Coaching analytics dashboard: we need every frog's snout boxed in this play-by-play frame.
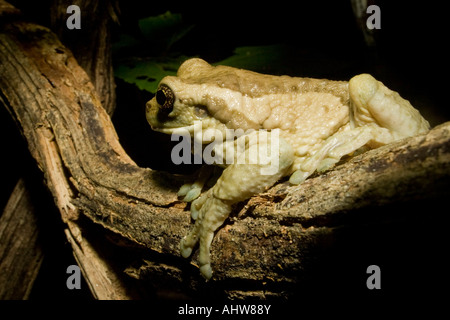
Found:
[145,98,158,128]
[145,100,152,113]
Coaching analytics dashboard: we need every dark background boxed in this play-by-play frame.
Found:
[1,0,448,308]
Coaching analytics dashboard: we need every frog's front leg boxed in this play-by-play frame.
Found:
[180,132,294,279]
[289,74,430,185]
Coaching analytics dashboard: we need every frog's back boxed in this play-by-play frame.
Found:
[178,58,349,100]
[177,58,351,134]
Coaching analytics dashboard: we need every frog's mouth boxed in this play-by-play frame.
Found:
[147,112,197,135]
[145,96,192,132]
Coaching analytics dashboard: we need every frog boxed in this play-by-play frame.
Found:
[145,58,430,280]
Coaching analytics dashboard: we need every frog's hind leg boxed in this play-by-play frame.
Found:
[289,73,430,185]
[349,73,430,139]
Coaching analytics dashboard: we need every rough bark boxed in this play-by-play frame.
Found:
[1,1,449,299]
[0,179,44,300]
[49,0,118,115]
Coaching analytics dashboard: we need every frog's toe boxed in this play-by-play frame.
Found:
[178,183,203,202]
[199,264,213,280]
[190,195,206,220]
[289,169,310,185]
[317,158,338,172]
[177,184,192,197]
[180,238,193,258]
[184,187,202,202]
[190,205,200,220]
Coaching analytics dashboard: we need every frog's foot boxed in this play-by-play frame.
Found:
[180,196,204,257]
[289,169,311,185]
[289,157,340,184]
[180,192,232,280]
[177,166,213,203]
[317,157,340,173]
[316,146,369,173]
[295,124,395,183]
[189,190,209,220]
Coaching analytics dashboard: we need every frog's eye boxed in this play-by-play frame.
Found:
[156,84,175,113]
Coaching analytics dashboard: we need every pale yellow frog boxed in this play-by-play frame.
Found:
[146,58,429,280]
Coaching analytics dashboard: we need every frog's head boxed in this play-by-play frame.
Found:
[146,58,228,136]
[146,58,263,137]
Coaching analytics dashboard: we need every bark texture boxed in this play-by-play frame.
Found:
[0,179,43,299]
[49,0,118,115]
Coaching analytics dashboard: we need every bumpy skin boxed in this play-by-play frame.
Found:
[146,58,430,279]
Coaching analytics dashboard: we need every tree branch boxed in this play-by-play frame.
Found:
[1,1,449,299]
[49,0,118,115]
[0,178,43,299]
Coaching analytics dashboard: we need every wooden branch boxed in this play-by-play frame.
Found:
[0,178,44,299]
[49,0,118,115]
[1,1,449,299]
